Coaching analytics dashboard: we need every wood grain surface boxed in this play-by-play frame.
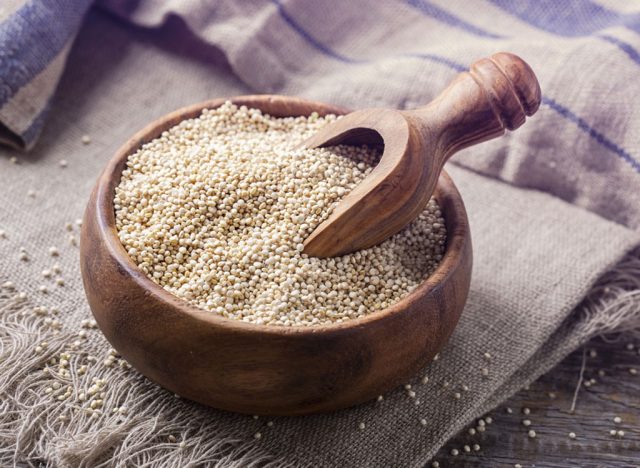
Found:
[80,95,473,416]
[302,52,541,258]
[431,334,640,467]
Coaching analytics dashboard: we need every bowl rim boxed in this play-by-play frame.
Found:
[92,94,470,337]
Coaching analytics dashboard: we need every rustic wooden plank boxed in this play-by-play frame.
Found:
[431,334,640,467]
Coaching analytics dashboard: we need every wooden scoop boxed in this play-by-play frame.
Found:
[303,52,541,257]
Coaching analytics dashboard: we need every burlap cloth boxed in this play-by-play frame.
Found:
[1,3,640,467]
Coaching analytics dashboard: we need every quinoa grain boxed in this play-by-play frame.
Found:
[115,103,446,327]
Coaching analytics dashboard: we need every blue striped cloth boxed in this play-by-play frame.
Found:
[2,0,639,229]
[100,0,640,230]
[0,0,92,149]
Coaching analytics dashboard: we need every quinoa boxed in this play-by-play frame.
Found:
[114,102,446,326]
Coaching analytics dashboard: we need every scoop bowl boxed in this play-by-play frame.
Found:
[80,95,472,416]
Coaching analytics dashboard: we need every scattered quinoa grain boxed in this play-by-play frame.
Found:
[450,448,459,456]
[59,159,68,168]
[568,432,576,439]
[527,430,536,438]
[613,416,622,424]
[522,407,531,415]
[522,419,531,427]
[473,444,480,451]
[82,134,91,145]
[358,422,365,430]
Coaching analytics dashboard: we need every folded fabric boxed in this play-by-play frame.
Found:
[0,0,93,149]
[100,0,640,232]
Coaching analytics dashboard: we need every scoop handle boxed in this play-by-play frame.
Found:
[405,52,541,163]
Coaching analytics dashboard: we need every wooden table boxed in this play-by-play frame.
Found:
[432,334,640,467]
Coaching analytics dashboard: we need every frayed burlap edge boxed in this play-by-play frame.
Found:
[0,292,294,468]
[1,249,638,468]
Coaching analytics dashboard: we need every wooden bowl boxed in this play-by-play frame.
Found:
[80,95,472,416]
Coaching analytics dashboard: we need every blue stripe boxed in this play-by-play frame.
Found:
[0,0,92,107]
[488,0,640,36]
[404,0,504,39]
[598,34,640,66]
[272,0,461,71]
[488,0,640,68]
[272,0,363,64]
[541,97,640,173]
[271,0,640,174]
[404,53,465,72]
